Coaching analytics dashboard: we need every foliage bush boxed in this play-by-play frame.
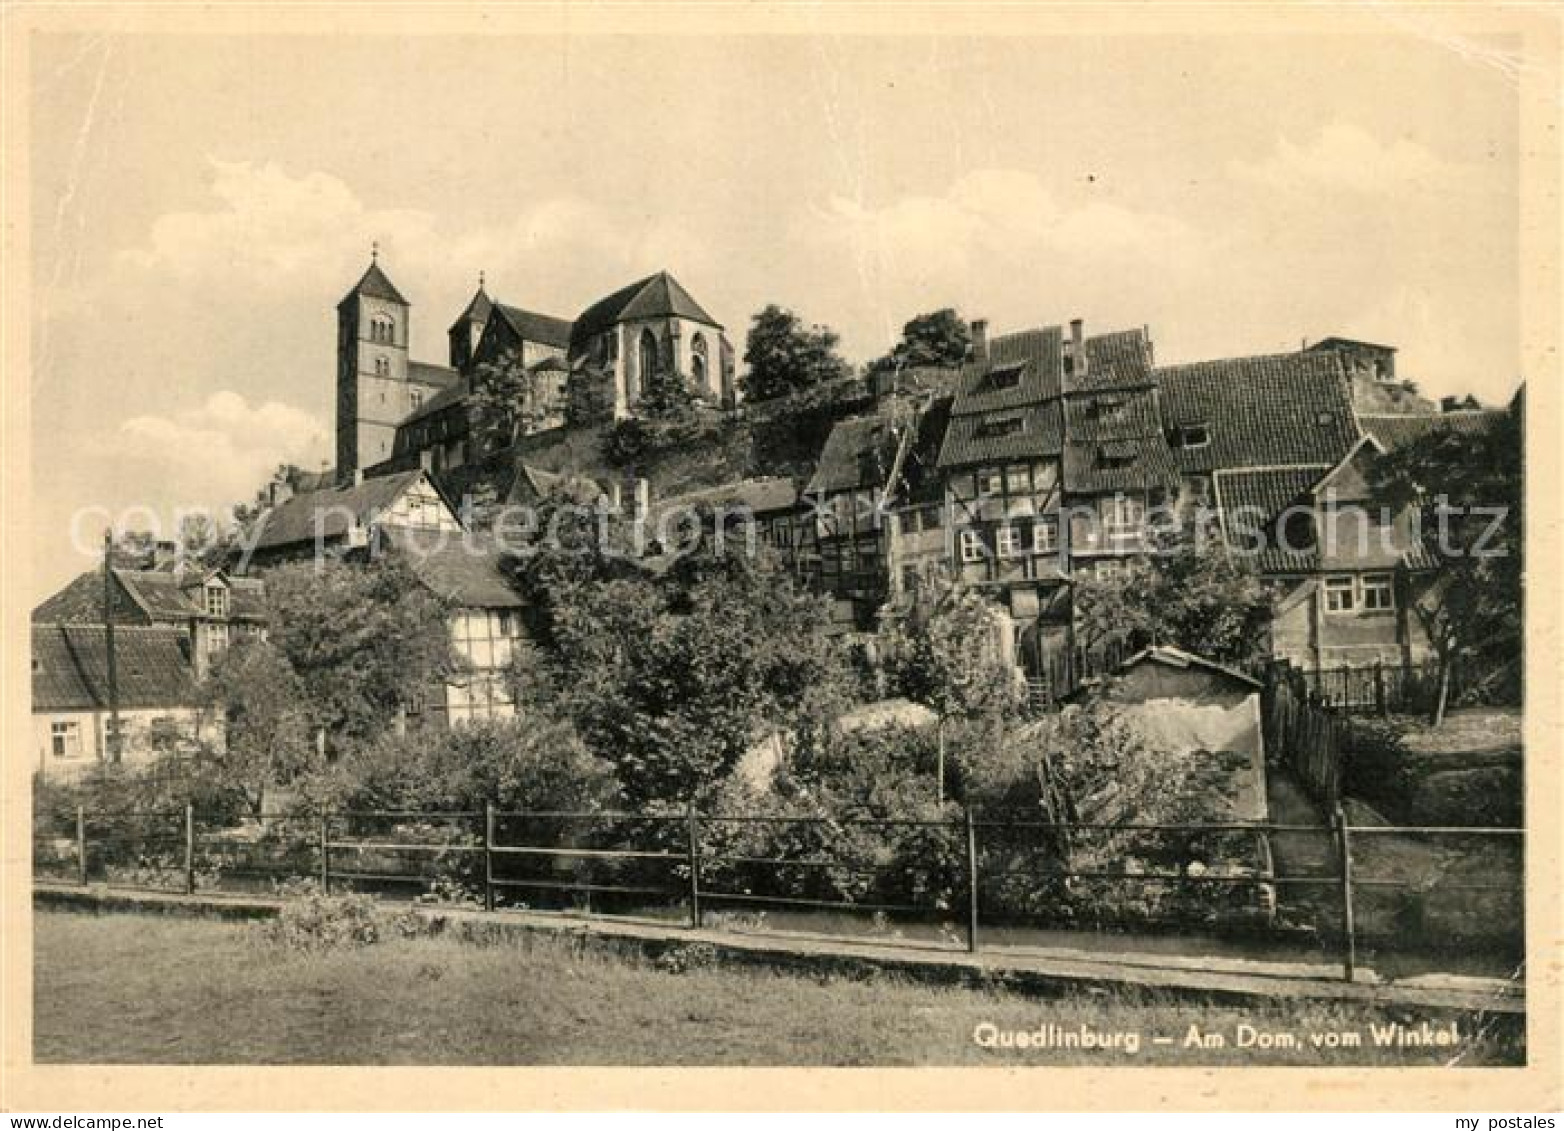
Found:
[257,891,430,952]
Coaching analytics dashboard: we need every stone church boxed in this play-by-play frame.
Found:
[335,253,736,481]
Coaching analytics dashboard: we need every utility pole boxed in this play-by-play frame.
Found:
[102,530,121,764]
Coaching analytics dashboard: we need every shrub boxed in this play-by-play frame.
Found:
[258,892,430,952]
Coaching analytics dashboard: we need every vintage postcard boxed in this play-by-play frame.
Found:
[1,1,1559,1114]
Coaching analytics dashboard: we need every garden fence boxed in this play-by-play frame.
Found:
[32,800,1523,984]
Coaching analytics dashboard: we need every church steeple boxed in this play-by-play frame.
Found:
[448,272,493,372]
[335,250,412,482]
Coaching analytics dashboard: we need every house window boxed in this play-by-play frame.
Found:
[1324,575,1356,614]
[1033,517,1058,554]
[977,415,1025,439]
[1361,573,1395,613]
[978,469,1003,496]
[1175,424,1210,449]
[205,585,228,618]
[959,529,986,563]
[1102,495,1145,541]
[99,718,123,759]
[997,525,1023,559]
[410,388,424,410]
[50,721,82,759]
[204,623,230,657]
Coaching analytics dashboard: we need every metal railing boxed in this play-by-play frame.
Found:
[31,801,1523,984]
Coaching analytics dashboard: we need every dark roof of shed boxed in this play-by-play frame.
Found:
[339,261,408,308]
[1118,645,1262,690]
[386,528,525,610]
[494,303,574,350]
[1153,351,1360,473]
[653,477,800,523]
[569,272,720,353]
[32,624,200,712]
[253,469,429,551]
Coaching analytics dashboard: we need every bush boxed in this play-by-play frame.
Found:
[258,892,429,952]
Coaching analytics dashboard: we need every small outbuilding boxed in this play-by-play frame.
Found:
[1106,646,1268,821]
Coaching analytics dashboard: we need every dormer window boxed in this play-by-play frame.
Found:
[976,414,1025,439]
[1088,395,1126,420]
[1098,440,1137,467]
[987,363,1024,391]
[205,584,228,618]
[1173,423,1210,449]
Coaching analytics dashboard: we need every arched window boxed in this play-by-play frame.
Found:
[638,328,659,388]
[374,356,390,377]
[371,314,394,343]
[690,332,709,389]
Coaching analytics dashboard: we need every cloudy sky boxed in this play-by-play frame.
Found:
[29,31,1520,600]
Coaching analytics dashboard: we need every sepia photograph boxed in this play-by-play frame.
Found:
[2,1,1559,1115]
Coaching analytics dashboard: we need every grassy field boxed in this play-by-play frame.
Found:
[33,909,1523,1066]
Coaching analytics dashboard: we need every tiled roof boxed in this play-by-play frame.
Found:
[1072,328,1155,392]
[807,414,902,495]
[400,379,469,427]
[652,477,800,526]
[948,328,1063,416]
[1063,437,1179,494]
[1360,411,1502,452]
[408,361,460,389]
[570,272,720,353]
[494,304,574,350]
[448,284,493,332]
[339,261,408,308]
[33,571,150,626]
[252,469,428,551]
[937,401,1065,469]
[1212,465,1329,574]
[385,528,525,610]
[1153,351,1360,473]
[32,624,200,712]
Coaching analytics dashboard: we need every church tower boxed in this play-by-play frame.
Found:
[335,249,411,481]
[448,274,492,373]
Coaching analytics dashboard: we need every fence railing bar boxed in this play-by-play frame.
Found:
[325,841,483,854]
[491,810,686,822]
[489,877,681,899]
[1345,826,1523,837]
[488,845,682,861]
[698,890,939,917]
[695,853,894,872]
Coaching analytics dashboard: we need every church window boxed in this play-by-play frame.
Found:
[375,356,390,377]
[638,329,659,383]
[691,332,709,388]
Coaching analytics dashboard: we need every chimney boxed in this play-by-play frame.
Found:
[1440,395,1462,414]
[970,319,989,364]
[1070,319,1087,376]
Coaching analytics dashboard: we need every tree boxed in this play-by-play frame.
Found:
[1370,397,1523,723]
[515,539,854,805]
[201,637,317,815]
[1072,537,1272,671]
[740,304,851,403]
[867,308,971,378]
[467,348,549,453]
[881,580,1023,802]
[262,555,456,747]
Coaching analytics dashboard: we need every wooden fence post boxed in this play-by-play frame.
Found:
[965,805,980,954]
[1334,804,1356,983]
[483,801,495,913]
[76,805,87,886]
[184,802,196,896]
[687,804,702,930]
[1374,661,1387,718]
[319,813,331,895]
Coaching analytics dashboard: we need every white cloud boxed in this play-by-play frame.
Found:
[786,169,1203,356]
[1229,123,1470,196]
[114,390,329,512]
